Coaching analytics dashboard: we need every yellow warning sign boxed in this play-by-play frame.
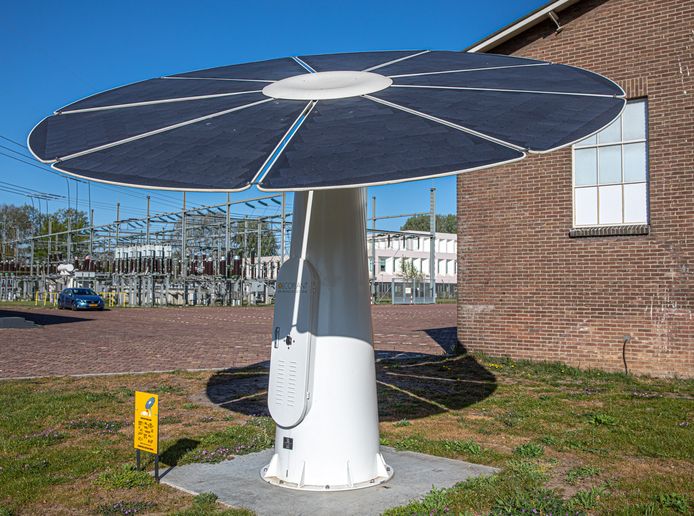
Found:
[134,391,158,453]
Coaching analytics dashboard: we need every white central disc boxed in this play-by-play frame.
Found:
[262,71,392,100]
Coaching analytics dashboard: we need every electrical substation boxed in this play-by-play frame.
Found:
[0,189,453,307]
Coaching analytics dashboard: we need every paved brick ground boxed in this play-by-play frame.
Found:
[0,304,456,379]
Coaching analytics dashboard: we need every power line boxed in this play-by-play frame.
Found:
[0,135,27,150]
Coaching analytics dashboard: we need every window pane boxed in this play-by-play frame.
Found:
[624,183,648,223]
[575,187,598,226]
[575,148,597,185]
[623,100,646,141]
[623,142,647,182]
[599,145,621,184]
[575,133,597,147]
[599,185,623,224]
[598,118,621,144]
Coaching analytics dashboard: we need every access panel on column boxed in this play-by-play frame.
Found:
[268,257,319,428]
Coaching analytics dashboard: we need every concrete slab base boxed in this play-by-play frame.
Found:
[161,447,497,515]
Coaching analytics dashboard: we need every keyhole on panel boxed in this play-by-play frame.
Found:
[285,335,293,347]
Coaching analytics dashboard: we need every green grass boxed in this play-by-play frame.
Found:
[379,353,693,515]
[173,419,274,465]
[173,492,253,516]
[0,354,692,514]
[95,464,155,489]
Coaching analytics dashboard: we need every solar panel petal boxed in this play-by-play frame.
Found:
[374,51,544,76]
[372,87,625,152]
[59,78,269,112]
[30,93,266,162]
[169,57,306,81]
[54,100,308,191]
[393,63,624,96]
[257,97,524,190]
[298,51,422,72]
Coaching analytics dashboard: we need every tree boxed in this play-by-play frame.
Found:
[0,205,89,260]
[0,204,40,258]
[233,219,278,257]
[399,258,423,281]
[401,214,456,233]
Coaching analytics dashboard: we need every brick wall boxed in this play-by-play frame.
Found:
[457,0,693,377]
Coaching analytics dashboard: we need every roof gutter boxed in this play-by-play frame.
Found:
[465,0,580,53]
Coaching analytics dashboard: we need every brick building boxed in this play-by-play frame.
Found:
[457,0,693,377]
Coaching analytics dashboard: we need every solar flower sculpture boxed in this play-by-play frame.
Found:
[29,50,624,490]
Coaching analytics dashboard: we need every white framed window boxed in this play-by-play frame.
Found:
[573,99,648,227]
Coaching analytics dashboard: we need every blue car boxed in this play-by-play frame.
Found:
[58,288,105,311]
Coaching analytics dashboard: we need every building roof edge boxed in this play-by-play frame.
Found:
[464,0,581,53]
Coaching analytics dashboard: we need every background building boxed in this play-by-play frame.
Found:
[369,231,458,301]
[457,0,693,377]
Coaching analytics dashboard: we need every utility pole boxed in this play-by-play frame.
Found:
[371,195,377,302]
[1,213,6,260]
[256,220,262,279]
[280,192,286,266]
[30,238,34,276]
[66,215,72,263]
[115,203,120,273]
[225,193,230,278]
[182,192,187,305]
[47,218,52,270]
[243,216,248,278]
[146,195,151,246]
[146,196,151,273]
[429,187,436,303]
[89,209,94,258]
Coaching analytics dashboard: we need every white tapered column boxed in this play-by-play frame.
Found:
[261,187,392,491]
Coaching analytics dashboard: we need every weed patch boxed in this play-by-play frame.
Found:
[66,418,123,433]
[585,413,618,426]
[655,493,690,514]
[566,465,600,484]
[97,500,156,515]
[95,465,154,489]
[176,419,273,465]
[513,442,544,458]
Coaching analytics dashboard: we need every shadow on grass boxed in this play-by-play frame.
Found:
[161,437,200,466]
[206,346,496,422]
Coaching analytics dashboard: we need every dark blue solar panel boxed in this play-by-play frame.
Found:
[373,88,625,151]
[60,78,268,112]
[29,50,627,192]
[55,100,307,190]
[259,98,523,190]
[374,51,543,76]
[30,93,266,162]
[298,51,420,72]
[394,63,624,96]
[170,57,305,81]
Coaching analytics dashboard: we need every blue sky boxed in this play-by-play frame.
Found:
[2,0,544,230]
